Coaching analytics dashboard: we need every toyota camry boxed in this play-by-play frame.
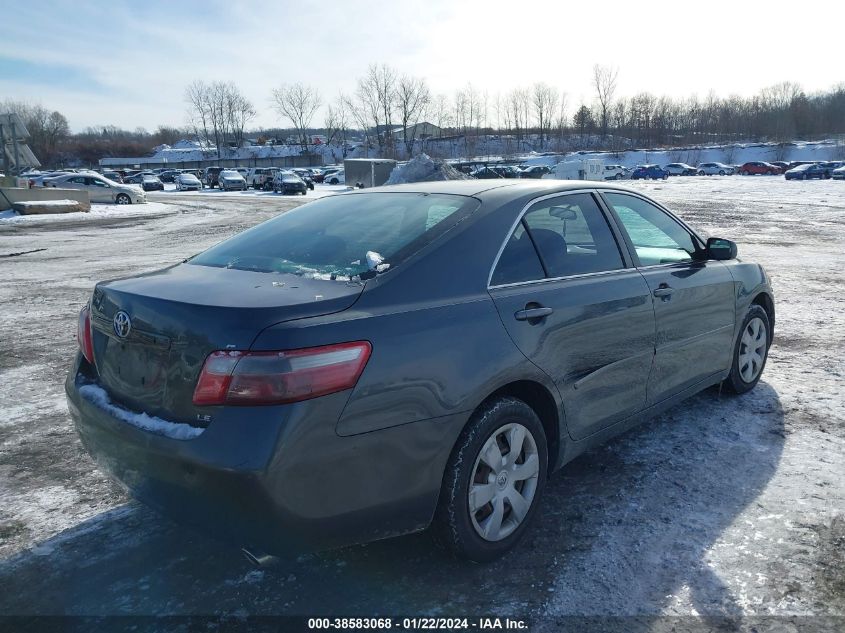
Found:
[66,180,774,562]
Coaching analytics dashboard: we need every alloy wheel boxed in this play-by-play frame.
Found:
[738,317,767,383]
[469,423,540,542]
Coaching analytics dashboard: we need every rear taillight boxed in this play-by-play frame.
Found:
[77,305,95,365]
[192,342,372,406]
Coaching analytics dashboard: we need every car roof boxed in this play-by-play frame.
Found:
[356,179,637,198]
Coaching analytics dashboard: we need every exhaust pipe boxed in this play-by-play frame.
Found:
[241,546,279,568]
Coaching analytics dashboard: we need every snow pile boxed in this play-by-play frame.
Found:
[385,153,470,185]
[15,199,79,207]
[78,384,204,440]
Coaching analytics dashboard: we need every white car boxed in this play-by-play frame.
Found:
[664,163,698,176]
[175,173,203,191]
[45,173,146,204]
[246,167,278,190]
[324,169,345,185]
[832,165,845,180]
[602,165,629,180]
[697,162,735,176]
[217,170,247,191]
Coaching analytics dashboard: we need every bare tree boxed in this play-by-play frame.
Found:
[532,82,559,145]
[272,83,322,155]
[592,64,619,139]
[395,75,431,157]
[324,95,350,162]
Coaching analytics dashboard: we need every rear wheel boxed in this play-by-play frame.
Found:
[615,173,623,180]
[433,397,547,562]
[724,305,771,394]
[719,170,725,176]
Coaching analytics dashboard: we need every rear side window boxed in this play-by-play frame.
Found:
[522,193,624,277]
[491,223,546,286]
[189,192,478,280]
[492,193,624,285]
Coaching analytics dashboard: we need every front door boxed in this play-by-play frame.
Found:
[602,192,736,405]
[489,191,655,441]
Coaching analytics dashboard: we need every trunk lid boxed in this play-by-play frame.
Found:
[88,263,363,424]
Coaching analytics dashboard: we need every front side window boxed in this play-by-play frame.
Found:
[604,193,699,266]
[189,192,478,279]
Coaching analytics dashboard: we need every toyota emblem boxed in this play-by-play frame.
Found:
[113,311,132,338]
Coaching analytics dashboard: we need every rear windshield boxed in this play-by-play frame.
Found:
[189,192,479,279]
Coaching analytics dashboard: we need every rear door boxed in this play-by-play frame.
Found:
[601,191,736,405]
[489,191,655,441]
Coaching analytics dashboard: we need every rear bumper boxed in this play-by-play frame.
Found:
[65,360,465,554]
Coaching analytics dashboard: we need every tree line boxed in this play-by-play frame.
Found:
[3,66,845,168]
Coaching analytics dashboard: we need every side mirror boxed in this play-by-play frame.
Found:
[706,237,737,260]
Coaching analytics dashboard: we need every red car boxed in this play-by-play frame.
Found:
[738,161,781,176]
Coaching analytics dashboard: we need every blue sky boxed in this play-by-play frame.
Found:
[2,0,843,132]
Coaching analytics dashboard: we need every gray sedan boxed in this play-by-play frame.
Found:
[46,173,146,204]
[66,181,773,561]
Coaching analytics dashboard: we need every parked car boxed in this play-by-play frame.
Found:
[832,165,845,180]
[770,161,792,173]
[291,169,316,189]
[631,165,669,180]
[738,161,781,175]
[204,166,224,188]
[158,170,181,183]
[697,162,734,176]
[175,173,203,191]
[123,172,157,185]
[602,165,629,180]
[469,167,504,179]
[310,169,326,183]
[246,168,277,190]
[518,165,552,179]
[67,181,773,562]
[46,173,146,204]
[135,175,164,192]
[820,161,845,176]
[663,163,698,176]
[324,169,345,185]
[215,170,246,191]
[272,170,308,195]
[101,170,124,183]
[784,163,829,180]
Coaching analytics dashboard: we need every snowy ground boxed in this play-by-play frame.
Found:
[0,177,843,628]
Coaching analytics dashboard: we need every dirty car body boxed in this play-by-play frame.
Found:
[66,181,774,558]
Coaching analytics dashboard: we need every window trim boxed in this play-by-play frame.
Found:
[487,189,632,289]
[597,189,706,270]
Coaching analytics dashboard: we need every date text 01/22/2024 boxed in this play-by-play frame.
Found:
[306,617,529,630]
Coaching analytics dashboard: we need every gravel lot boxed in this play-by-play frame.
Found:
[0,178,843,628]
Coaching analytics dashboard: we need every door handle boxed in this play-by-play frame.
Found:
[515,306,553,321]
[652,285,674,298]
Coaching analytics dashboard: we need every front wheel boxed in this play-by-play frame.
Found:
[662,173,668,180]
[433,397,547,562]
[724,305,771,394]
[115,193,131,205]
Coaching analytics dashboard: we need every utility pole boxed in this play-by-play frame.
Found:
[0,123,7,176]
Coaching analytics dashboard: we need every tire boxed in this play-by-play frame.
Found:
[719,170,725,176]
[433,397,548,562]
[662,173,668,180]
[724,305,771,395]
[741,170,749,176]
[615,173,623,180]
[115,193,131,205]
